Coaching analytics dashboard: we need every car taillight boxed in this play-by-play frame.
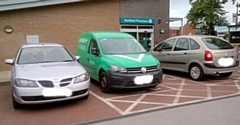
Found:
[205,50,213,61]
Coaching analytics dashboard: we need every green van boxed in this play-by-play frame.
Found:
[76,32,162,93]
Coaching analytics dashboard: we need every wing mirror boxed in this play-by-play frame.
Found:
[5,59,14,65]
[75,56,80,61]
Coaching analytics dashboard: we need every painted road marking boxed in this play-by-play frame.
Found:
[173,79,185,104]
[89,72,240,116]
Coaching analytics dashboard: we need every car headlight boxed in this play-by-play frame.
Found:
[15,79,38,87]
[73,73,89,83]
[157,63,161,70]
[110,65,127,73]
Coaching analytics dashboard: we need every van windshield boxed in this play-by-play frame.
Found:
[99,38,146,54]
[202,37,234,50]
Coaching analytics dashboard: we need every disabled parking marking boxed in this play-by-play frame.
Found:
[173,79,185,104]
[90,71,240,116]
[234,81,240,91]
[207,85,212,99]
[89,91,125,115]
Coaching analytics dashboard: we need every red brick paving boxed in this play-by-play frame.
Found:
[1,68,240,124]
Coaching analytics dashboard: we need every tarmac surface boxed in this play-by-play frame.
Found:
[0,69,240,125]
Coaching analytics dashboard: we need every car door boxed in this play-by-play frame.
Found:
[86,39,101,79]
[169,38,190,72]
[151,38,176,69]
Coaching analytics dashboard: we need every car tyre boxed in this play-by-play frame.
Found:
[100,72,111,93]
[12,94,23,109]
[189,64,204,81]
[219,72,232,77]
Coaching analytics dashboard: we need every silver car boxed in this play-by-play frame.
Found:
[150,35,239,81]
[5,43,90,109]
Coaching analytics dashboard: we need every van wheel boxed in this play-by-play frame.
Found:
[219,72,232,77]
[189,64,204,81]
[100,72,111,93]
[12,94,23,109]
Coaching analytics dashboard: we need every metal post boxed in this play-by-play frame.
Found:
[181,18,183,35]
[236,2,239,25]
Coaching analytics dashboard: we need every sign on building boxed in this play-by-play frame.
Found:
[26,35,39,43]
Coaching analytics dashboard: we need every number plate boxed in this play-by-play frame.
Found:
[134,75,153,85]
[218,57,234,67]
[42,88,72,97]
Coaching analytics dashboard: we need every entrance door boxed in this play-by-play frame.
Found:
[139,32,151,51]
[120,25,154,51]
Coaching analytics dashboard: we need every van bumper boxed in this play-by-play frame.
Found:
[106,69,163,89]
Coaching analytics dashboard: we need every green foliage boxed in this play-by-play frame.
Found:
[187,0,230,35]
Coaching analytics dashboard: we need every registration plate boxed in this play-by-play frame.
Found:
[218,57,234,67]
[42,88,72,97]
[134,75,153,85]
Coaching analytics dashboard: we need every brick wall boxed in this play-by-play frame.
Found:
[119,0,170,45]
[183,23,196,35]
[169,29,180,37]
[0,0,120,71]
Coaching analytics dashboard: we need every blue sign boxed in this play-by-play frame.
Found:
[120,18,155,25]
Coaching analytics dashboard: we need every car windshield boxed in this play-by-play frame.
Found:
[99,38,146,54]
[202,37,234,50]
[17,46,74,64]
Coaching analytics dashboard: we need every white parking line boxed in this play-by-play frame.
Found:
[234,81,240,92]
[89,91,125,115]
[123,94,146,115]
[207,85,212,99]
[173,79,185,104]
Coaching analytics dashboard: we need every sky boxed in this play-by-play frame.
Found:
[170,0,240,27]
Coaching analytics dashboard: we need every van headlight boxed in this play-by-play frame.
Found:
[157,63,161,70]
[15,79,38,87]
[110,65,127,73]
[73,73,89,83]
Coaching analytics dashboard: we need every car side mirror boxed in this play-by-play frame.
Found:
[91,47,99,56]
[5,59,14,65]
[75,56,80,61]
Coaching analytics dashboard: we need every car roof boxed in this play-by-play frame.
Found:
[21,42,63,48]
[84,31,134,39]
[170,35,218,39]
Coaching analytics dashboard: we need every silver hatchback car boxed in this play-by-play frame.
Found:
[150,35,239,81]
[5,43,90,109]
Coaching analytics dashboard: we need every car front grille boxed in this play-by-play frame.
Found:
[38,81,54,88]
[60,78,72,87]
[21,89,88,101]
[126,66,158,73]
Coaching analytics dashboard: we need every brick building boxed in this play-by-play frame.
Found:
[169,27,180,37]
[0,0,169,71]
[182,23,196,35]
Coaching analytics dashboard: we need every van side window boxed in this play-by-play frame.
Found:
[88,39,99,56]
[190,39,200,50]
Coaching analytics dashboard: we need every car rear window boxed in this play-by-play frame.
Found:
[202,37,234,50]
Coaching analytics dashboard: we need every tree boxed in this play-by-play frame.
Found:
[218,16,230,26]
[186,0,229,35]
[189,0,235,4]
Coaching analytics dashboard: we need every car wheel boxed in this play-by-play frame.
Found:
[100,72,111,93]
[12,94,23,109]
[219,72,232,77]
[189,64,204,81]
